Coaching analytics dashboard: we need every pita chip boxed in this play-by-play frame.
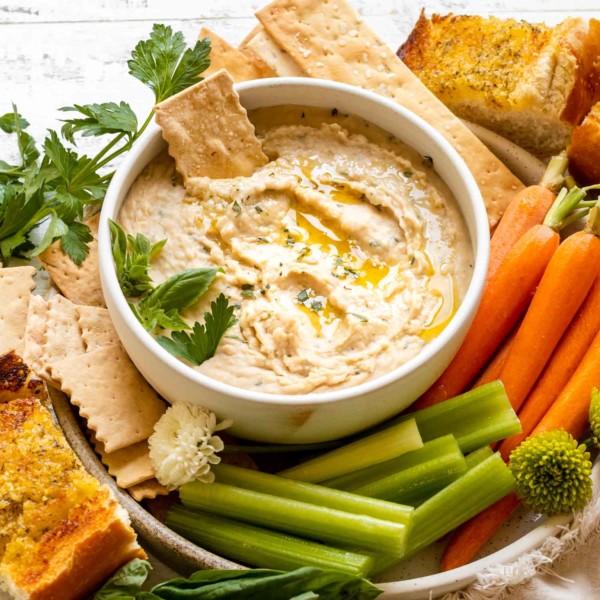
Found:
[39,213,105,308]
[154,69,268,180]
[0,266,36,356]
[256,0,524,226]
[200,26,276,82]
[77,305,119,352]
[49,343,166,452]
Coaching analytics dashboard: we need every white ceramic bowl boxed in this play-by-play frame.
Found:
[99,78,489,443]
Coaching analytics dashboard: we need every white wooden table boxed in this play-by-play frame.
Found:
[1,0,600,593]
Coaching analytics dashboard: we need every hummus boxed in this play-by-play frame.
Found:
[120,106,473,395]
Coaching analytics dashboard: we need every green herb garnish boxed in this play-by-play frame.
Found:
[0,25,211,266]
[157,293,236,365]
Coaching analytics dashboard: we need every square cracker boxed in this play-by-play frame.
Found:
[48,343,166,452]
[128,479,169,502]
[255,0,524,227]
[39,213,106,308]
[23,294,49,375]
[154,69,268,180]
[200,27,276,82]
[39,294,86,381]
[90,432,155,489]
[77,305,118,352]
[0,266,36,356]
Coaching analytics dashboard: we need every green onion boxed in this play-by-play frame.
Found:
[179,481,407,555]
[324,435,467,506]
[406,452,515,557]
[213,463,413,527]
[390,381,521,453]
[464,445,494,470]
[278,418,422,483]
[167,505,375,577]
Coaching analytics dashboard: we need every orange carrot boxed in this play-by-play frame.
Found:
[488,186,556,279]
[498,274,600,461]
[471,323,519,389]
[441,277,600,571]
[440,493,520,572]
[497,229,600,414]
[414,225,559,409]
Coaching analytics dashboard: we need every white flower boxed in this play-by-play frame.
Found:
[148,402,232,490]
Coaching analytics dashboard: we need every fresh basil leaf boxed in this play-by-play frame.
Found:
[149,567,383,599]
[128,24,211,103]
[93,558,151,600]
[144,268,218,313]
[60,220,93,265]
[156,293,236,365]
[60,101,138,144]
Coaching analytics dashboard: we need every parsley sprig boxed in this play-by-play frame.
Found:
[110,220,235,365]
[0,25,211,266]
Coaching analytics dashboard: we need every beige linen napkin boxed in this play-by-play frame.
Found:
[444,466,600,600]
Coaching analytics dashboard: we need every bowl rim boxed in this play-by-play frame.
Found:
[98,76,489,407]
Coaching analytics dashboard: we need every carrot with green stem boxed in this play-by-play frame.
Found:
[487,152,567,279]
[441,230,600,571]
[415,185,589,409]
[497,203,600,414]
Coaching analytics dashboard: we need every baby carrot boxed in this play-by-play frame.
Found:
[487,153,566,279]
[414,225,559,408]
[471,323,518,389]
[498,275,600,460]
[497,229,600,413]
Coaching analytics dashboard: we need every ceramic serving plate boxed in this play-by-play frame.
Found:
[51,126,568,600]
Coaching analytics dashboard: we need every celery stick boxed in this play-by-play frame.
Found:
[342,436,468,505]
[278,418,422,483]
[213,463,413,527]
[167,505,374,577]
[180,481,407,555]
[406,452,515,557]
[392,381,521,453]
[464,445,494,470]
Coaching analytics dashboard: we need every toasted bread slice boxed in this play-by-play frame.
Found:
[569,101,600,184]
[398,13,594,155]
[0,390,145,600]
[0,351,45,404]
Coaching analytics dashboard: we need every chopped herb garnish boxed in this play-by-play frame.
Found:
[331,108,338,116]
[255,205,264,213]
[403,171,413,178]
[256,237,269,243]
[241,290,256,299]
[297,246,311,259]
[349,312,369,322]
[422,155,434,168]
[241,283,254,291]
[232,201,242,214]
[310,300,323,312]
[286,235,295,247]
[297,289,310,303]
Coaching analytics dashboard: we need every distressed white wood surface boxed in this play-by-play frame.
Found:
[1,0,600,591]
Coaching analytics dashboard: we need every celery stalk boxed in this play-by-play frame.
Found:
[464,445,494,470]
[167,505,375,576]
[213,463,413,527]
[406,452,515,557]
[278,418,422,483]
[332,435,468,505]
[180,481,407,555]
[392,381,521,453]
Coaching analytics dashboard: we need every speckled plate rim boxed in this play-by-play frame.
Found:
[51,128,558,599]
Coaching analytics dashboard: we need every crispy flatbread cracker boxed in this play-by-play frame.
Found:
[48,343,166,453]
[90,432,155,489]
[128,479,169,502]
[201,26,276,81]
[23,294,49,375]
[77,305,118,352]
[39,213,105,308]
[0,266,36,356]
[154,69,269,180]
[256,0,525,227]
[242,25,304,76]
[40,295,86,381]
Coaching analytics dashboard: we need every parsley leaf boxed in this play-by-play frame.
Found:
[0,109,29,133]
[60,221,93,265]
[109,219,166,297]
[128,24,211,103]
[157,294,236,365]
[59,102,138,145]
